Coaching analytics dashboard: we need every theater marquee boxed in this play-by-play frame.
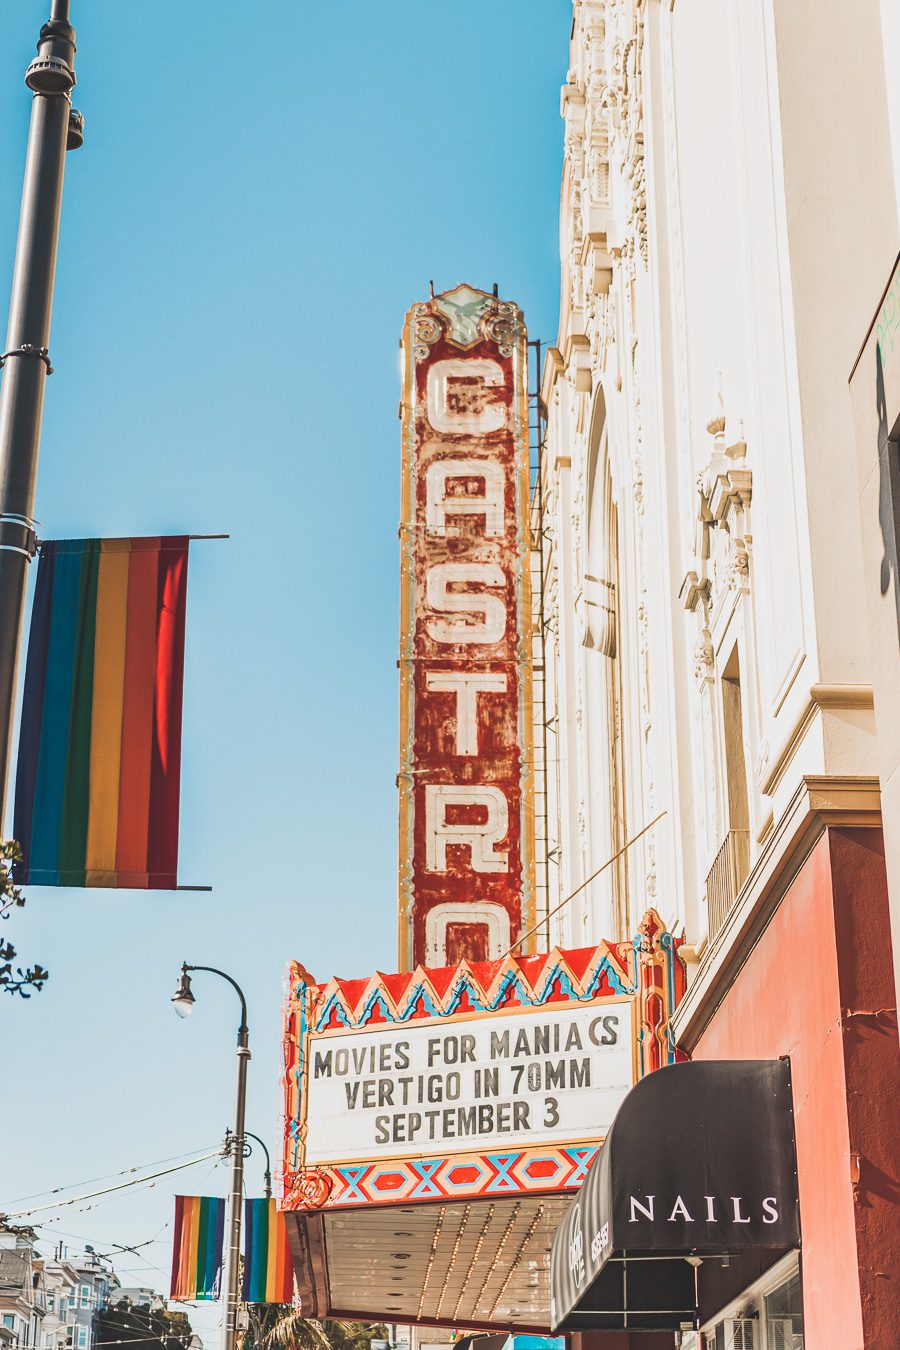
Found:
[398,284,535,970]
[280,912,686,1332]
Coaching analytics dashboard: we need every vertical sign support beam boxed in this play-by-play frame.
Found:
[398,286,535,969]
[0,1,81,827]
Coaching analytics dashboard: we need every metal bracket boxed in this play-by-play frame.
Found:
[0,514,38,560]
[0,344,53,374]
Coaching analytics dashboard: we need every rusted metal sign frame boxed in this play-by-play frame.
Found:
[398,284,536,971]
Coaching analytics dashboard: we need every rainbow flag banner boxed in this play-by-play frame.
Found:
[14,537,190,888]
[170,1195,225,1301]
[242,1198,293,1304]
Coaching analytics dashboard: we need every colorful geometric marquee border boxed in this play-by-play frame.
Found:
[282,1144,600,1211]
[280,911,686,1207]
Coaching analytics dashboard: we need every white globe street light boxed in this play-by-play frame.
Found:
[171,962,249,1350]
[171,964,196,1017]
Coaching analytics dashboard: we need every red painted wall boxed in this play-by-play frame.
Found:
[573,1331,671,1350]
[828,829,900,1348]
[691,828,898,1350]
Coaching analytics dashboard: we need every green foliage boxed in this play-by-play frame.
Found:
[242,1305,389,1350]
[98,1302,194,1350]
[0,840,48,998]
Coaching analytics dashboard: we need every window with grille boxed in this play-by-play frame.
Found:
[705,1260,803,1349]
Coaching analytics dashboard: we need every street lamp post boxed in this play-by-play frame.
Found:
[240,1131,272,1199]
[172,964,249,1350]
[0,0,83,825]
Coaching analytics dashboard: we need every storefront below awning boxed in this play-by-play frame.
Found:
[457,1335,564,1350]
[549,1060,800,1333]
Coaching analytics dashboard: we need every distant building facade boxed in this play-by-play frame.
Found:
[0,1229,45,1350]
[65,1250,117,1350]
[535,1,899,1346]
[0,1233,119,1350]
[35,1258,77,1350]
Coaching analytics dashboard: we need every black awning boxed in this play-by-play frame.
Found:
[549,1059,800,1333]
[453,1338,510,1350]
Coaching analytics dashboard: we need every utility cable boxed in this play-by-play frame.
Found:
[3,1151,223,1220]
[92,1334,194,1349]
[3,1148,221,1207]
[504,809,668,955]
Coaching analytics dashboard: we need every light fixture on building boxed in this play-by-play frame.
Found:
[171,965,195,1018]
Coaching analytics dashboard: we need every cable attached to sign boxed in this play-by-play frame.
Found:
[505,809,668,957]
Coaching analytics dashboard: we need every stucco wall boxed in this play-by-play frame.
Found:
[691,829,898,1348]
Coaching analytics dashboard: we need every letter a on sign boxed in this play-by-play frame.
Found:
[398,286,535,969]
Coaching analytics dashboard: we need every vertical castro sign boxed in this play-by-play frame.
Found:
[399,285,535,970]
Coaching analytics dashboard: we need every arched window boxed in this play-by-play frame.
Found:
[582,389,629,940]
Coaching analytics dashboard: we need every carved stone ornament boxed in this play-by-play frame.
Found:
[685,388,754,625]
[693,625,715,683]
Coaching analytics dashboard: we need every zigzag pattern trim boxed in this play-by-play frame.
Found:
[288,941,635,1034]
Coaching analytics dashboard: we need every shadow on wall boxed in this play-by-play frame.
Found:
[876,343,900,648]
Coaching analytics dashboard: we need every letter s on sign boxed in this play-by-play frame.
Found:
[426,359,506,435]
[589,1015,619,1047]
[426,563,506,645]
[762,1197,779,1224]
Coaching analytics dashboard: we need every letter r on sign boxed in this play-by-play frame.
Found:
[425,785,509,873]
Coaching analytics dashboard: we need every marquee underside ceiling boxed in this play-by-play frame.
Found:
[291,1194,570,1332]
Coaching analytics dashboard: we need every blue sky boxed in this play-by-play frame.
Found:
[0,0,567,1336]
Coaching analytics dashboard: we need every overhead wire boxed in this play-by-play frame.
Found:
[2,1148,222,1207]
[504,809,669,955]
[4,1152,224,1220]
[34,1159,225,1306]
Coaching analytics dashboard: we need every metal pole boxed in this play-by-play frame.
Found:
[180,965,250,1350]
[225,1019,250,1350]
[0,3,82,828]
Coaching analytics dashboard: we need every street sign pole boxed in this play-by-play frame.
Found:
[0,1,82,829]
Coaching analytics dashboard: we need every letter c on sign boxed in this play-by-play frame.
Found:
[426,359,506,434]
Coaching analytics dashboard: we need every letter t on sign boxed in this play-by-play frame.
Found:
[425,671,508,755]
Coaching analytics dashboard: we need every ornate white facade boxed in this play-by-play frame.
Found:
[535,0,900,997]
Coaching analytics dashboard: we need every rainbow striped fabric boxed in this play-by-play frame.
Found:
[170,1195,225,1301]
[242,1198,293,1304]
[14,537,189,888]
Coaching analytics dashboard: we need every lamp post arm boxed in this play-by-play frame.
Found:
[242,1132,273,1199]
[182,963,248,1035]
